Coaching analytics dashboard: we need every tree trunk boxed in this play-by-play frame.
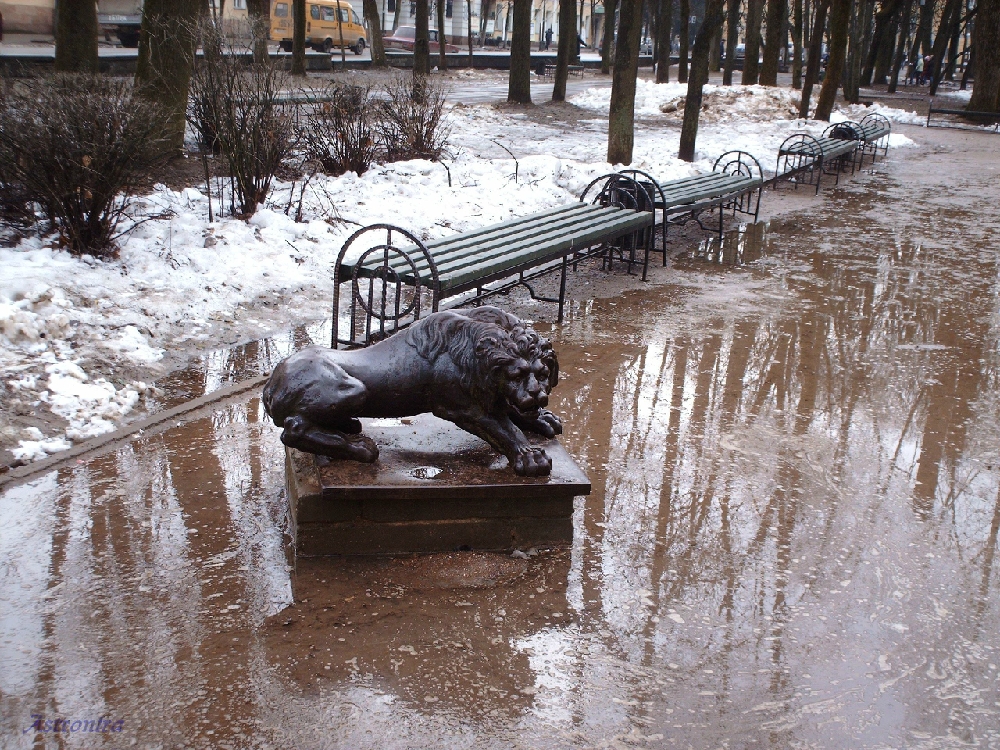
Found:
[468,0,475,65]
[678,0,690,81]
[798,0,828,116]
[709,20,722,70]
[135,0,202,151]
[814,0,850,120]
[247,0,270,64]
[607,0,644,163]
[871,0,898,83]
[55,0,99,73]
[968,0,1000,111]
[723,0,740,84]
[960,44,973,90]
[437,0,448,69]
[508,0,533,101]
[393,0,403,31]
[791,0,804,87]
[842,0,861,103]
[364,0,388,65]
[860,0,899,84]
[656,0,673,81]
[553,0,578,99]
[679,0,726,160]
[909,0,933,60]
[887,0,912,92]
[414,0,432,75]
[601,0,619,73]
[291,0,307,75]
[928,0,960,94]
[943,10,962,80]
[742,0,764,83]
[760,0,787,84]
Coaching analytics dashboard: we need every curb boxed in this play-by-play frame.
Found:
[0,375,270,491]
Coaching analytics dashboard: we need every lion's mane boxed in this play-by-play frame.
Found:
[404,307,559,406]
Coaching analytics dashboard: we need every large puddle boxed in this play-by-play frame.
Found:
[2,128,1000,748]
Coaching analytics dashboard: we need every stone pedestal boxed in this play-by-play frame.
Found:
[285,414,590,556]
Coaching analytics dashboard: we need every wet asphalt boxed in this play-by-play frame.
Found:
[2,123,1000,748]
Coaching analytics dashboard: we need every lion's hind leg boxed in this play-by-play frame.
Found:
[281,415,379,463]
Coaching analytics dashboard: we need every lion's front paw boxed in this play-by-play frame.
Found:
[343,433,379,463]
[534,409,563,437]
[512,447,552,477]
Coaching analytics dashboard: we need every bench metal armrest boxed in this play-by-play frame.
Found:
[333,224,439,348]
[823,120,863,142]
[579,172,656,213]
[713,150,764,184]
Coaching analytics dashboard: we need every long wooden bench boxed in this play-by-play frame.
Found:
[926,99,1000,132]
[608,151,765,280]
[331,176,653,347]
[775,123,862,193]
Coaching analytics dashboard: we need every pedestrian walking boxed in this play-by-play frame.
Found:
[915,54,924,85]
[906,58,916,85]
[544,27,552,51]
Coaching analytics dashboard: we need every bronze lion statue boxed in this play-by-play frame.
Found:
[263,306,562,477]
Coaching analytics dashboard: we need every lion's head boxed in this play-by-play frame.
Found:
[405,307,559,418]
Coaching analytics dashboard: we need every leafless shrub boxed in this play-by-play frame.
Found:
[0,75,172,257]
[377,76,451,162]
[301,83,381,177]
[188,23,296,217]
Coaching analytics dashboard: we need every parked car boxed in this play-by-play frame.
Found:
[383,26,459,53]
[271,0,368,55]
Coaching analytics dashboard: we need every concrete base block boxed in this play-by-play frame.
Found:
[285,414,590,556]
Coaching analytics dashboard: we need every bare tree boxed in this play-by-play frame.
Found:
[813,0,850,120]
[656,0,673,82]
[364,0,388,66]
[601,0,619,73]
[678,0,689,81]
[436,0,449,69]
[414,0,432,75]
[55,0,99,73]
[791,0,803,88]
[135,0,202,150]
[292,0,307,75]
[393,0,403,30]
[887,0,912,93]
[679,0,725,160]
[467,0,475,65]
[927,0,961,94]
[798,0,829,116]
[553,0,578,99]
[742,0,764,83]
[968,0,1000,112]
[607,0,644,163]
[760,0,787,84]
[723,0,740,84]
[862,0,902,85]
[508,0,533,101]
[247,0,270,64]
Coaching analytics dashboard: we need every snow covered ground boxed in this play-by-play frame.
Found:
[0,80,922,466]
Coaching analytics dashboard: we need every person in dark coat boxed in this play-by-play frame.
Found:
[544,27,552,50]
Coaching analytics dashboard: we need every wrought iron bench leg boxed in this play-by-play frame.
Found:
[557,255,568,323]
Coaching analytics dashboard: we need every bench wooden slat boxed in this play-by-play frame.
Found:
[659,176,761,208]
[343,203,650,291]
[340,203,596,278]
[428,207,631,278]
[781,138,856,159]
[439,211,651,290]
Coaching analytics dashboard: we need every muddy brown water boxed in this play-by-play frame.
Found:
[3,125,1000,749]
